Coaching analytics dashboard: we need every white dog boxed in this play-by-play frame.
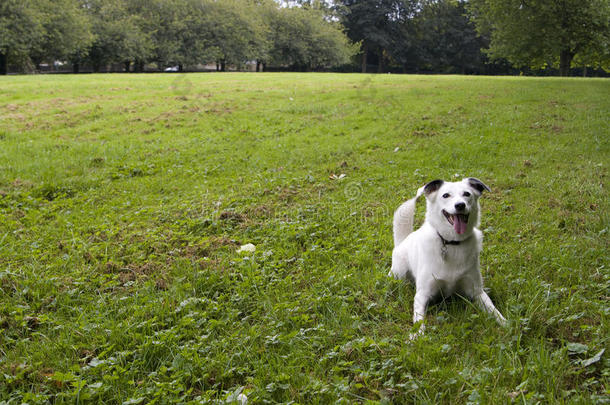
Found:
[389,178,506,338]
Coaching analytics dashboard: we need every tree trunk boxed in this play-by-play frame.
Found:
[377,49,384,73]
[73,63,80,74]
[559,50,574,77]
[256,61,262,72]
[124,61,130,72]
[361,42,367,73]
[178,64,183,72]
[1,51,8,75]
[220,59,226,72]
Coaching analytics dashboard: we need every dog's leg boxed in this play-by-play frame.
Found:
[475,291,507,326]
[389,254,412,281]
[410,290,431,339]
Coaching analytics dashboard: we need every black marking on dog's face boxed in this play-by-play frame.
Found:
[424,179,444,196]
[467,178,491,194]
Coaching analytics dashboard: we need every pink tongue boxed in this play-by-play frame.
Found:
[454,215,467,234]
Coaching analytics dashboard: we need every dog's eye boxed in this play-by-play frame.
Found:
[442,193,450,198]
[463,191,471,197]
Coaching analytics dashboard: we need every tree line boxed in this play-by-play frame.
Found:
[1,0,608,76]
[0,0,355,74]
[336,0,608,76]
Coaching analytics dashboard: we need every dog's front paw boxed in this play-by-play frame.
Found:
[408,323,425,341]
[408,331,423,341]
[496,312,508,327]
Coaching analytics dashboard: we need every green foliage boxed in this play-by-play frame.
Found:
[0,0,92,72]
[86,0,154,71]
[469,0,610,75]
[140,0,201,68]
[192,0,266,68]
[337,0,408,71]
[30,0,93,65]
[0,0,356,73]
[411,0,487,74]
[0,0,45,72]
[267,6,357,70]
[337,0,502,74]
[0,73,608,402]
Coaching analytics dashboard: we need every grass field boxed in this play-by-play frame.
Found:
[0,73,608,403]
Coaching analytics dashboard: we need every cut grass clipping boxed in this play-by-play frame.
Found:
[0,73,608,403]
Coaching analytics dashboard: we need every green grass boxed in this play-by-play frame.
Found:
[0,73,608,404]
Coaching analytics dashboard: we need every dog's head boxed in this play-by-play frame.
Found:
[420,178,490,239]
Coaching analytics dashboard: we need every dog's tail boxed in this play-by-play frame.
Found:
[393,186,424,247]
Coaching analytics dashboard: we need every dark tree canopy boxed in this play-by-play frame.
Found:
[335,0,501,74]
[0,0,45,74]
[337,0,410,72]
[411,0,488,74]
[468,0,610,76]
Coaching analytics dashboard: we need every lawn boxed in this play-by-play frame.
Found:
[0,73,608,403]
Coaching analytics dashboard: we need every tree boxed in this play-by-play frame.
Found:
[1,0,92,74]
[145,0,209,71]
[336,0,411,72]
[30,0,93,72]
[469,0,610,76]
[135,0,260,72]
[195,0,266,71]
[85,0,154,72]
[0,0,45,74]
[265,6,355,71]
[410,0,488,74]
[307,9,357,69]
[573,46,610,76]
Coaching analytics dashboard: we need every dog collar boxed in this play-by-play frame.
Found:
[437,232,464,246]
[436,232,472,260]
[437,232,471,259]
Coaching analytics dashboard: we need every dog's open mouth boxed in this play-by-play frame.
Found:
[443,210,469,234]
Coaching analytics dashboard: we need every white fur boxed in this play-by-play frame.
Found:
[389,178,506,339]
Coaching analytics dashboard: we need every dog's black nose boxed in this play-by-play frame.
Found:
[455,202,466,211]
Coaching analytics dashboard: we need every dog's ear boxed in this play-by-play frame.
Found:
[423,179,444,196]
[465,178,491,194]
